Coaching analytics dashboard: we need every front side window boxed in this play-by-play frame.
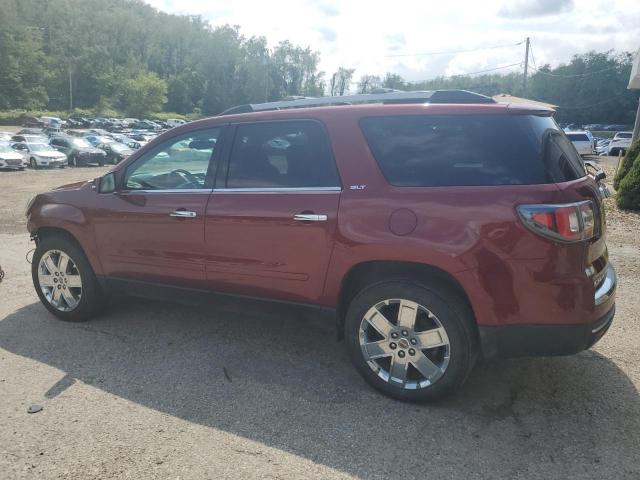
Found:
[226,121,340,189]
[125,128,221,190]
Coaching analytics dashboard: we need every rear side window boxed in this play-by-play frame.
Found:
[566,133,590,141]
[226,121,340,189]
[360,115,585,187]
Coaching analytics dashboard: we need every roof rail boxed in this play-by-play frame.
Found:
[218,89,495,116]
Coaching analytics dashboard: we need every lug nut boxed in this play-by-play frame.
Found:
[55,272,59,276]
[408,348,416,356]
[410,338,417,345]
[389,342,397,350]
[398,350,406,358]
[54,278,58,283]
[391,332,398,339]
[401,330,408,336]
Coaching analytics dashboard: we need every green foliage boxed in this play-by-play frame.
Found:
[389,51,637,124]
[119,72,168,117]
[616,152,640,210]
[0,0,323,115]
[614,140,640,189]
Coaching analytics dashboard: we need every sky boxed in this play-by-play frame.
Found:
[144,0,640,84]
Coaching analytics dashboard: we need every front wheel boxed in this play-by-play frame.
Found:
[345,280,478,402]
[30,158,38,169]
[32,235,105,322]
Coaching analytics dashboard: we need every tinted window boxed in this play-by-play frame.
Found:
[617,133,632,139]
[360,115,585,187]
[566,133,590,141]
[125,128,221,190]
[226,121,339,188]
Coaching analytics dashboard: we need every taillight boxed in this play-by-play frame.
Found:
[517,201,595,243]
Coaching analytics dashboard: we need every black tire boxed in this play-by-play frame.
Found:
[32,235,104,322]
[30,158,38,169]
[344,279,478,402]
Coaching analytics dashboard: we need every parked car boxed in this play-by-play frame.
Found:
[166,118,187,128]
[21,116,45,128]
[85,135,115,147]
[17,128,45,135]
[67,117,89,128]
[13,142,67,169]
[96,141,134,164]
[0,142,26,170]
[25,90,616,402]
[40,116,65,128]
[11,134,48,143]
[0,132,13,142]
[133,119,161,130]
[49,136,108,167]
[607,131,633,156]
[565,131,595,156]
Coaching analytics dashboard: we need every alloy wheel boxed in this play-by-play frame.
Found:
[37,250,83,312]
[359,299,451,389]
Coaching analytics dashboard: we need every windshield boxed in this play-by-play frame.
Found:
[73,138,91,148]
[30,144,54,152]
[616,133,632,139]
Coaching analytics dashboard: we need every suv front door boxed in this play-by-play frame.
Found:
[205,120,341,304]
[93,127,224,289]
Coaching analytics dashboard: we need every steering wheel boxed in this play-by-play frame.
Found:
[169,169,201,188]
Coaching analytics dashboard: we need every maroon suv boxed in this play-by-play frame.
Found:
[26,90,616,401]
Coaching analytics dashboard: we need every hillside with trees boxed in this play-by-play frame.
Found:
[0,0,637,122]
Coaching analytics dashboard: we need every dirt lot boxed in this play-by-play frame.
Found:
[0,162,639,479]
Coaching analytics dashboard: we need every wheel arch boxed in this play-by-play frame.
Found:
[32,225,104,278]
[336,260,478,339]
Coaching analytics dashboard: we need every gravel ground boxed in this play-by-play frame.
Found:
[0,161,639,480]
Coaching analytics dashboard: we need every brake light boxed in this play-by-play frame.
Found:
[517,201,595,243]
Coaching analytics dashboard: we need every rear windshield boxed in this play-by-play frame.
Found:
[566,133,590,141]
[360,115,586,187]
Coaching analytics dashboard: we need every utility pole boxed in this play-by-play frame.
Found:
[523,37,530,93]
[68,65,73,112]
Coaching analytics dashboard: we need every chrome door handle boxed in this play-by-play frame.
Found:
[293,213,327,222]
[169,210,197,218]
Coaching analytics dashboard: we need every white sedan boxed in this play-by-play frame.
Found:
[0,142,26,170]
[607,132,633,156]
[13,142,68,169]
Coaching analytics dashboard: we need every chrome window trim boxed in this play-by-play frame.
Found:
[212,187,342,193]
[120,189,213,194]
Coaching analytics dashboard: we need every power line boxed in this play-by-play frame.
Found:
[405,62,523,84]
[385,41,524,58]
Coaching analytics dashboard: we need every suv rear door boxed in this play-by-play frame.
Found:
[205,120,341,303]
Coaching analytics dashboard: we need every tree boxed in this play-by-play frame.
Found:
[358,75,382,93]
[330,67,355,96]
[119,72,167,117]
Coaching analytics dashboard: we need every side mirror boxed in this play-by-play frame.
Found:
[595,171,606,182]
[98,172,116,193]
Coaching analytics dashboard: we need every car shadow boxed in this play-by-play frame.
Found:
[1,299,638,479]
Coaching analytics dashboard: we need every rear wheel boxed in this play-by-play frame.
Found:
[32,235,105,322]
[345,280,478,402]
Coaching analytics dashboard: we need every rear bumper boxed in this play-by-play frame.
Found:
[479,263,616,358]
[479,305,615,358]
